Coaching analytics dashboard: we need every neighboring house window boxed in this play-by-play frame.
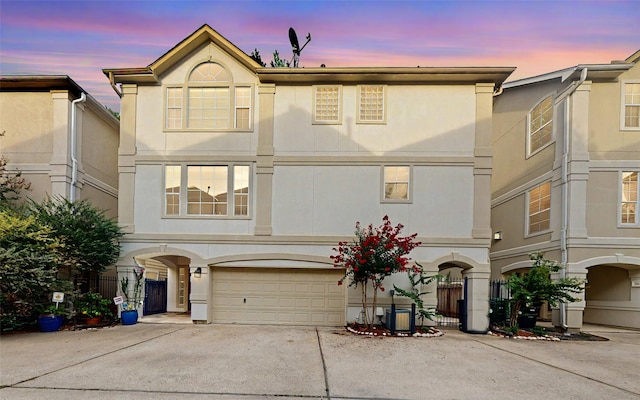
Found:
[358,85,385,123]
[313,85,341,124]
[623,82,640,129]
[527,181,551,234]
[528,96,553,155]
[166,88,183,129]
[165,62,252,130]
[383,166,410,202]
[621,171,638,225]
[165,165,181,215]
[164,164,250,217]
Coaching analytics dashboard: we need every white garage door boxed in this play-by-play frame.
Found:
[211,267,345,326]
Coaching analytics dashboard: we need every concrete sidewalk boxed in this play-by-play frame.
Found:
[1,323,639,399]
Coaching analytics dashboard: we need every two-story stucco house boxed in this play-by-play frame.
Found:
[491,50,640,330]
[104,25,514,332]
[0,75,119,217]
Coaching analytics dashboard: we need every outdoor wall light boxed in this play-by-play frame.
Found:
[194,267,202,278]
[493,231,503,240]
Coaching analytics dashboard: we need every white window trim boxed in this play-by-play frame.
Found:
[525,181,552,237]
[619,170,639,228]
[312,85,342,125]
[357,84,387,124]
[162,163,252,219]
[620,80,640,131]
[381,165,413,204]
[526,95,555,158]
[163,61,254,132]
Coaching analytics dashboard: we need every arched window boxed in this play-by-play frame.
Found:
[165,62,252,131]
[528,95,553,155]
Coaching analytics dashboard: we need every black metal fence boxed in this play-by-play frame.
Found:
[73,274,119,299]
[489,280,511,326]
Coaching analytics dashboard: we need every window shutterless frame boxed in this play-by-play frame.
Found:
[621,80,640,130]
[163,61,254,131]
[619,171,639,227]
[527,95,554,157]
[357,85,386,124]
[381,165,412,203]
[525,181,551,236]
[163,163,251,219]
[312,85,342,124]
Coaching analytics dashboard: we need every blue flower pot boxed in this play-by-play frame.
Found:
[38,315,63,332]
[121,310,138,325]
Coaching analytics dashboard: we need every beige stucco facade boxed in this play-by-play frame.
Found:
[491,51,640,329]
[106,25,514,330]
[0,76,119,218]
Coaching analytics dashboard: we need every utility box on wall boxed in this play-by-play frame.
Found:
[385,308,411,331]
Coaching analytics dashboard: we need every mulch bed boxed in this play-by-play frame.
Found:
[489,325,608,341]
[345,323,444,337]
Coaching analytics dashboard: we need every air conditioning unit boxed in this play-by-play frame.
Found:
[385,308,411,331]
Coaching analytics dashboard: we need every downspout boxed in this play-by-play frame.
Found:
[70,92,86,202]
[560,67,587,329]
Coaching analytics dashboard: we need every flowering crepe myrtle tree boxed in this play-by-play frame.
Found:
[331,216,421,329]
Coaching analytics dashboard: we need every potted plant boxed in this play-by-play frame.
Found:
[76,292,112,325]
[507,253,584,330]
[37,304,67,332]
[120,267,144,325]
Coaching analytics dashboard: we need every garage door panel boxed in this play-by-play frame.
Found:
[212,267,345,326]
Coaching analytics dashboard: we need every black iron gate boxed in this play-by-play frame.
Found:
[435,276,465,328]
[144,279,167,315]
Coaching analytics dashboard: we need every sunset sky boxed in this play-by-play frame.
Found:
[1,0,638,110]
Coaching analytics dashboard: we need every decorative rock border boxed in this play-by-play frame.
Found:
[346,325,444,337]
[488,330,560,341]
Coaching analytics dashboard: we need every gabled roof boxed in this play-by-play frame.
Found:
[104,24,515,89]
[503,49,639,89]
[103,24,262,85]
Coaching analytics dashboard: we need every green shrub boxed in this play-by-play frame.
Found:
[0,209,62,331]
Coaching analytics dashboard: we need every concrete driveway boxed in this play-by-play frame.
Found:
[1,323,638,400]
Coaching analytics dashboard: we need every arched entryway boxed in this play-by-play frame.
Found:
[582,256,640,329]
[429,254,491,333]
[117,248,201,319]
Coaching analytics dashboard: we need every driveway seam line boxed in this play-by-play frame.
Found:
[6,326,188,388]
[2,386,327,398]
[316,328,331,400]
[472,338,640,397]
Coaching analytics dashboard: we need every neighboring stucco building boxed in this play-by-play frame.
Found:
[491,50,640,330]
[0,75,119,217]
[104,25,514,331]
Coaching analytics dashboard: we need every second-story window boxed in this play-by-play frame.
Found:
[165,62,252,131]
[623,82,640,129]
[383,166,411,202]
[621,171,638,225]
[164,164,250,218]
[528,95,553,155]
[527,181,551,234]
